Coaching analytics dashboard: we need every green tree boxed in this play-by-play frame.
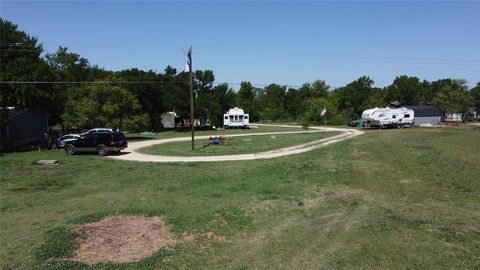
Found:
[260,84,288,121]
[334,76,376,119]
[236,81,255,115]
[386,75,427,105]
[469,82,480,111]
[209,83,236,127]
[432,79,470,114]
[62,81,149,131]
[0,19,54,123]
[117,68,166,130]
[300,97,346,127]
[284,87,304,120]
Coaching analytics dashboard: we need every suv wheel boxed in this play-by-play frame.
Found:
[65,145,75,155]
[97,146,108,156]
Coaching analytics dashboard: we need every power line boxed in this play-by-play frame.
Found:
[0,80,312,89]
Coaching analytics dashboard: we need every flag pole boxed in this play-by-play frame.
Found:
[188,47,195,151]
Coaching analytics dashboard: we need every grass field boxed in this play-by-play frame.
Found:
[1,125,479,269]
[139,131,338,156]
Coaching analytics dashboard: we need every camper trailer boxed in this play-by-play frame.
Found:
[369,107,415,128]
[362,107,388,126]
[223,107,249,128]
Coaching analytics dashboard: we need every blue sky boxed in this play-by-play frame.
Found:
[2,1,479,89]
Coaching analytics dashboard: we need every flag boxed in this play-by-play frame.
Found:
[321,105,327,116]
[187,47,192,61]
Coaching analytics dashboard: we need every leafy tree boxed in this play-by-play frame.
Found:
[386,75,428,105]
[470,82,480,111]
[299,97,346,128]
[209,83,236,127]
[284,87,304,120]
[236,81,255,115]
[45,47,91,81]
[334,76,376,119]
[260,84,288,121]
[194,70,215,125]
[117,68,166,130]
[432,79,470,113]
[44,47,95,128]
[62,80,149,131]
[0,19,54,123]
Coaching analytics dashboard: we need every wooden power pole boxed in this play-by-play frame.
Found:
[188,47,195,150]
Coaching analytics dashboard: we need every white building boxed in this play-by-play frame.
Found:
[161,111,177,128]
[223,107,250,128]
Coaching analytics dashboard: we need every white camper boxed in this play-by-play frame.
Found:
[223,107,250,128]
[362,107,388,126]
[369,107,415,128]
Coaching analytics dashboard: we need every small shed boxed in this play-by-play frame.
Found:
[404,105,442,125]
[160,111,177,128]
[0,108,48,151]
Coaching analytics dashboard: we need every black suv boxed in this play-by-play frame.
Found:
[64,132,128,156]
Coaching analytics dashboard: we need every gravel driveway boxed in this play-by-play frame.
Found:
[109,124,364,163]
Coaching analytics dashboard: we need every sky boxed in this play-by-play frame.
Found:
[1,1,479,89]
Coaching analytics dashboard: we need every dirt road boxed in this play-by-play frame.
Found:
[109,124,364,163]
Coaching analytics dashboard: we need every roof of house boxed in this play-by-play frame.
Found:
[404,105,442,117]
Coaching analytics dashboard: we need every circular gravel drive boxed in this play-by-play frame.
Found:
[109,124,364,163]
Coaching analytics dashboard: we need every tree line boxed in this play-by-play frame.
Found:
[2,19,479,132]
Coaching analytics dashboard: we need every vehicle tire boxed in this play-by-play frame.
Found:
[65,144,75,155]
[97,146,108,156]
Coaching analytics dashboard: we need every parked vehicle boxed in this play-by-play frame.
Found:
[55,134,81,148]
[369,108,415,128]
[349,118,364,127]
[362,107,388,126]
[223,107,250,128]
[83,128,113,134]
[64,132,127,156]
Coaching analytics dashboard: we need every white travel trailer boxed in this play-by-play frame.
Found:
[369,107,415,128]
[362,107,389,125]
[223,107,250,128]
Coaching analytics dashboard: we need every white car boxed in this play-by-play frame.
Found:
[84,128,113,134]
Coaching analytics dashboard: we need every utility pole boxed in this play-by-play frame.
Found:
[188,47,195,150]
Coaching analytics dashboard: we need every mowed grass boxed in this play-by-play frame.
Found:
[140,131,338,156]
[0,126,479,269]
[127,125,304,141]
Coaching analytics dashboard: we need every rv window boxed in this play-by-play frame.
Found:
[404,114,410,118]
[245,116,248,119]
[224,116,228,120]
[392,115,396,118]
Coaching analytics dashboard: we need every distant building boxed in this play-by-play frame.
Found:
[404,105,442,125]
[0,108,48,152]
[160,111,177,128]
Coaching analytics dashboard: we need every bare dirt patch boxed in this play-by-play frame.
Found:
[72,215,175,265]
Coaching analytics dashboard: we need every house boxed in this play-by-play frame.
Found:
[404,105,442,125]
[444,113,463,122]
[0,108,48,152]
[223,107,249,128]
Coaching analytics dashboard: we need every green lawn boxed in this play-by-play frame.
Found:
[1,126,479,269]
[139,131,338,156]
[127,125,305,141]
